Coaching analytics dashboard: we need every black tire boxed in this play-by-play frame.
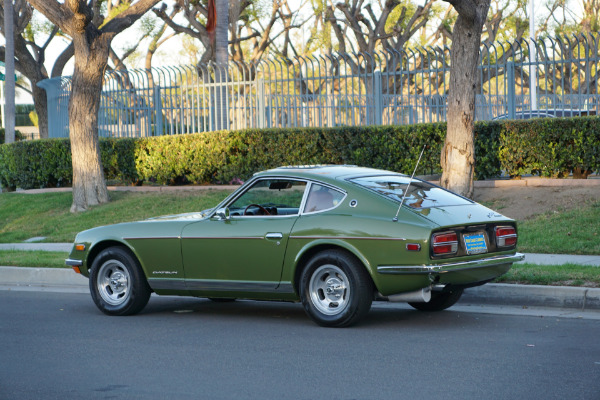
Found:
[408,288,464,312]
[89,246,151,316]
[300,249,373,327]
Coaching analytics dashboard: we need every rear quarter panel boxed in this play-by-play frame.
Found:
[283,193,438,295]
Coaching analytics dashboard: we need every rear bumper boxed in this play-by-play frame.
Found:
[377,253,525,275]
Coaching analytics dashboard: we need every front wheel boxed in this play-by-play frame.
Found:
[89,246,151,316]
[408,288,463,312]
[300,250,373,327]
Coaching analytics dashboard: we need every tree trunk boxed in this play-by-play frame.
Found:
[32,83,49,138]
[440,0,490,199]
[68,34,110,212]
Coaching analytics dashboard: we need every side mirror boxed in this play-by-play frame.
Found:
[215,207,230,220]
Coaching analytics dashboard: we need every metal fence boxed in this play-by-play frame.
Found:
[39,34,600,138]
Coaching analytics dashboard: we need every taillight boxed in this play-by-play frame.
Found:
[432,231,458,255]
[495,226,517,247]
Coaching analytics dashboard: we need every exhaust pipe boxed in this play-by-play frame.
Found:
[383,287,432,303]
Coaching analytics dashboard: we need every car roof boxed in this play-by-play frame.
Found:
[255,165,406,184]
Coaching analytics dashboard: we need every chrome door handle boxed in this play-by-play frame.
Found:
[265,233,283,240]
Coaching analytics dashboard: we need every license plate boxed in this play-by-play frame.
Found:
[463,233,487,255]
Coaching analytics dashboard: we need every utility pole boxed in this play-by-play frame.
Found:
[211,0,228,131]
[3,0,15,143]
[529,0,537,111]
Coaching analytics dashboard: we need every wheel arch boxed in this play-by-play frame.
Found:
[87,240,142,275]
[292,241,375,295]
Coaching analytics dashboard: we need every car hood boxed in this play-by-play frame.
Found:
[409,203,513,226]
[146,209,213,222]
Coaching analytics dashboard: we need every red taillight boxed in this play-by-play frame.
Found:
[432,231,458,255]
[496,226,517,247]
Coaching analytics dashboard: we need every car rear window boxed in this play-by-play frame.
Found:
[349,175,473,209]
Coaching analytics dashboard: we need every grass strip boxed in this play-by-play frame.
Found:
[0,250,69,269]
[517,201,600,255]
[0,189,233,243]
[495,262,600,287]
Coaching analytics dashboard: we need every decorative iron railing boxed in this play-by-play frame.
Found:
[38,34,600,138]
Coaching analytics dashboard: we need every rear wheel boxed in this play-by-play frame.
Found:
[300,250,373,327]
[89,246,151,316]
[408,288,463,311]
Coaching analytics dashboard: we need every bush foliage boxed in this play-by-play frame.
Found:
[1,117,598,190]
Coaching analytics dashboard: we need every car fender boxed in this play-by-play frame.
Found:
[290,238,375,283]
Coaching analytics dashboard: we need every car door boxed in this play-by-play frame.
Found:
[180,178,307,293]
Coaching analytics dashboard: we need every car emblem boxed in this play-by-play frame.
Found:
[467,214,472,219]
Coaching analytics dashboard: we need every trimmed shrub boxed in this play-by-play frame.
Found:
[498,116,600,179]
[1,117,598,190]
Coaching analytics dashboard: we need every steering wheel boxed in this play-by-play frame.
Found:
[243,203,271,216]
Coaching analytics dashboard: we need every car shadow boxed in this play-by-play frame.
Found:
[134,296,481,329]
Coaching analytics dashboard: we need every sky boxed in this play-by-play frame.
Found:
[0,0,586,104]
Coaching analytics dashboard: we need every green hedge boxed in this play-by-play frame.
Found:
[0,138,138,191]
[498,117,600,178]
[132,125,447,185]
[1,117,598,190]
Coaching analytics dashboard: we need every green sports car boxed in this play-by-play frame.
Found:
[66,165,523,327]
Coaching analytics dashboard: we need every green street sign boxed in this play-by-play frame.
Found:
[0,61,17,81]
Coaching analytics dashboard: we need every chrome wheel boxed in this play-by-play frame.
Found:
[300,250,373,327]
[97,259,131,306]
[308,264,350,316]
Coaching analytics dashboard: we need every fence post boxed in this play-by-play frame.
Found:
[257,78,265,129]
[374,71,383,125]
[506,61,516,119]
[153,86,163,136]
[36,77,68,138]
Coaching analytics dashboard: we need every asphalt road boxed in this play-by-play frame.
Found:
[1,291,599,400]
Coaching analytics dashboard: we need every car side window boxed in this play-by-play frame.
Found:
[229,179,307,216]
[303,184,345,214]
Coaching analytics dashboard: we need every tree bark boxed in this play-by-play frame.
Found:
[68,32,111,212]
[440,0,491,199]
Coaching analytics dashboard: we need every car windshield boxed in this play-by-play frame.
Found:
[349,175,473,209]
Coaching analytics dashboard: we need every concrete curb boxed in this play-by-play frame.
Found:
[460,283,600,311]
[1,266,599,311]
[4,176,600,195]
[0,266,89,293]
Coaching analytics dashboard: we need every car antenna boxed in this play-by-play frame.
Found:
[393,145,426,222]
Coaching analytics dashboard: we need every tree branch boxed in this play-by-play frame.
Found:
[443,0,477,21]
[101,0,162,37]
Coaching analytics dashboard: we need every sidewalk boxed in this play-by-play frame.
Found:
[1,243,599,311]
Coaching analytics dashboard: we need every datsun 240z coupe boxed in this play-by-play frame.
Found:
[66,165,524,327]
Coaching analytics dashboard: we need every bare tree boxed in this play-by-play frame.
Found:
[440,0,491,198]
[27,0,162,212]
[154,0,303,66]
[323,0,434,122]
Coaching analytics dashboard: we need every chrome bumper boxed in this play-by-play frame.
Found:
[377,253,525,275]
[65,258,83,267]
